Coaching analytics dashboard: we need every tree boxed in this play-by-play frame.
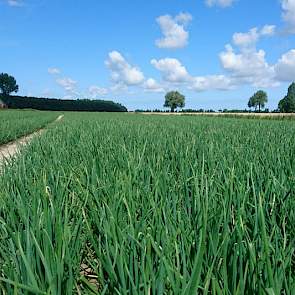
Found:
[0,73,19,96]
[248,90,268,112]
[164,91,185,112]
[278,82,295,113]
[248,96,256,109]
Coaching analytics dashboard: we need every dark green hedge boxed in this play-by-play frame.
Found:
[1,95,127,112]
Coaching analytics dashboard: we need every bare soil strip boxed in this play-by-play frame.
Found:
[0,115,64,167]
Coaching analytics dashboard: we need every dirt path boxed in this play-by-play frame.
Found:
[0,115,64,168]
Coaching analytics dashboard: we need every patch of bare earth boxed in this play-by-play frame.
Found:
[0,115,64,169]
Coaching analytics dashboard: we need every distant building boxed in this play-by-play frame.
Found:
[0,99,7,109]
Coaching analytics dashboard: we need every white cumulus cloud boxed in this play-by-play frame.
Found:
[143,78,165,93]
[151,57,236,91]
[191,75,234,92]
[150,23,295,92]
[151,58,191,83]
[105,51,145,87]
[156,13,192,49]
[275,49,295,81]
[219,45,277,87]
[282,0,295,33]
[218,26,278,88]
[56,77,77,92]
[233,28,259,48]
[205,0,235,8]
[48,67,61,75]
[260,25,276,36]
[220,45,271,77]
[232,25,276,49]
[88,85,108,97]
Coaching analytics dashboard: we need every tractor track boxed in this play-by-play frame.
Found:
[0,115,64,169]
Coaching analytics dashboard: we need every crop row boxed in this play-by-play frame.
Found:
[0,113,294,294]
[0,110,59,145]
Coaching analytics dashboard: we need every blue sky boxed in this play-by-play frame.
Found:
[1,0,295,110]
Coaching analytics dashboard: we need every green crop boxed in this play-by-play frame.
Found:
[0,113,294,294]
[0,110,59,145]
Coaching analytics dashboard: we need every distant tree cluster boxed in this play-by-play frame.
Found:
[247,83,295,113]
[0,73,127,112]
[248,90,268,112]
[181,109,215,113]
[164,91,185,112]
[1,95,127,112]
[278,83,295,113]
[0,73,19,96]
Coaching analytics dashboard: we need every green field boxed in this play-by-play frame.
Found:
[0,110,59,145]
[0,113,294,294]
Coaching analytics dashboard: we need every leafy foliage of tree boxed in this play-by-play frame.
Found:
[248,90,268,112]
[278,82,295,113]
[164,91,185,112]
[1,95,127,112]
[0,73,19,95]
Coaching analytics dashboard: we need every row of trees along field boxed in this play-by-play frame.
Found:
[1,72,295,113]
[0,73,127,112]
[247,85,295,112]
[162,83,295,113]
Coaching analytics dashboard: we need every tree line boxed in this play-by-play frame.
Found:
[1,73,295,113]
[163,83,295,113]
[1,95,127,112]
[0,73,127,112]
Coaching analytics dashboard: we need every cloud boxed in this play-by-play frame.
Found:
[191,75,234,91]
[220,45,272,75]
[282,0,295,33]
[205,0,235,8]
[260,25,276,36]
[175,12,193,25]
[275,49,295,81]
[151,58,191,83]
[155,13,192,49]
[50,68,79,97]
[105,51,145,87]
[151,57,236,91]
[5,0,23,6]
[150,24,295,92]
[233,28,259,48]
[56,77,77,92]
[151,24,284,92]
[232,25,276,49]
[219,45,277,87]
[88,85,108,97]
[143,78,165,93]
[110,83,128,93]
[48,67,61,75]
[218,26,278,88]
[153,26,277,88]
